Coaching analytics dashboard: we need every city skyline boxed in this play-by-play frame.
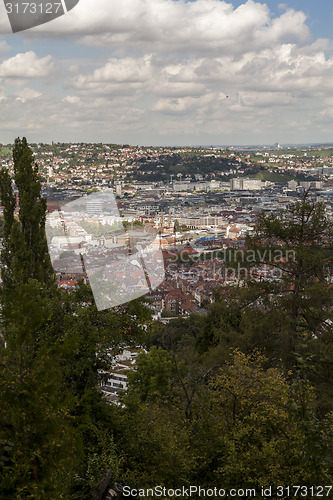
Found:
[0,0,332,146]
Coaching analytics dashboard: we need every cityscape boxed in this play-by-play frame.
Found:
[2,141,333,318]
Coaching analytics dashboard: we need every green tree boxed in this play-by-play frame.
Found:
[203,350,333,487]
[250,194,333,349]
[244,194,333,416]
[116,400,195,488]
[116,193,333,492]
[0,139,147,499]
[0,138,81,499]
[119,345,333,489]
[1,138,54,294]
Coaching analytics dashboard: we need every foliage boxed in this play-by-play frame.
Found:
[207,350,333,488]
[122,220,143,230]
[117,347,333,489]
[126,347,175,402]
[115,401,195,488]
[79,219,122,236]
[0,138,77,498]
[130,153,246,182]
[0,342,81,499]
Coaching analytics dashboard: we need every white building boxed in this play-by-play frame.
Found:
[230,178,263,190]
[86,198,103,215]
[100,347,145,404]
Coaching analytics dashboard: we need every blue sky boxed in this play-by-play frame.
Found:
[0,0,332,146]
[232,0,333,38]
[186,0,333,40]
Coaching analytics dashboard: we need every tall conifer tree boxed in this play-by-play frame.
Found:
[0,137,54,298]
[0,138,80,499]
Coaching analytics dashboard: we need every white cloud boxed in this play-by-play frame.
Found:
[24,0,310,54]
[0,51,54,79]
[253,8,310,47]
[15,87,42,102]
[63,95,81,104]
[152,94,209,115]
[69,39,333,102]
[74,55,152,86]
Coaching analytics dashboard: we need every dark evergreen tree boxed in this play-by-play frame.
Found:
[1,138,53,293]
[0,138,83,499]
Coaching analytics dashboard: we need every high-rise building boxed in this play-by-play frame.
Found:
[230,178,263,190]
[86,199,103,216]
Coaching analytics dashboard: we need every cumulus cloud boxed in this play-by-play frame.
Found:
[15,87,42,102]
[0,51,54,79]
[63,95,81,104]
[153,95,207,115]
[18,0,310,54]
[68,40,333,104]
[0,91,147,143]
[59,1,332,108]
[71,55,153,95]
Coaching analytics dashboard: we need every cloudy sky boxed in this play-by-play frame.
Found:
[0,0,332,146]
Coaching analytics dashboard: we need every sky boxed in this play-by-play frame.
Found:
[0,0,332,146]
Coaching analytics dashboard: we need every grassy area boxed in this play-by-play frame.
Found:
[248,170,294,183]
[302,149,333,157]
[0,146,13,158]
[252,150,298,157]
[253,148,333,158]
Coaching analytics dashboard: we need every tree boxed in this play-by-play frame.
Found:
[245,194,333,415]
[197,193,333,421]
[0,137,54,295]
[249,193,333,346]
[116,193,333,491]
[203,350,333,487]
[119,346,333,489]
[116,400,195,488]
[125,346,175,402]
[0,138,82,498]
